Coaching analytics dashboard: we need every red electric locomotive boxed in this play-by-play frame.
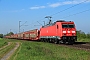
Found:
[40,20,77,44]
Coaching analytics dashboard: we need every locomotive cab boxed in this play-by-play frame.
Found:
[56,20,77,44]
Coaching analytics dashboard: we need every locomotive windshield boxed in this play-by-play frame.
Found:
[62,24,74,28]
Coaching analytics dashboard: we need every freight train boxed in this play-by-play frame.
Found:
[5,20,77,44]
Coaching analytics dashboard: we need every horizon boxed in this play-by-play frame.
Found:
[0,0,90,34]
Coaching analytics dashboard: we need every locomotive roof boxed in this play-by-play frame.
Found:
[42,20,73,28]
[56,20,73,22]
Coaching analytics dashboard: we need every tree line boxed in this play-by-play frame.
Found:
[0,32,14,38]
[77,30,90,39]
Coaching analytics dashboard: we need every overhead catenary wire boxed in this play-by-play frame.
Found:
[50,0,89,16]
[61,9,90,18]
[20,21,27,27]
[31,0,89,27]
[37,21,43,26]
[36,0,89,23]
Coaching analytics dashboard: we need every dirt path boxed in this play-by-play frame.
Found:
[1,42,20,60]
[0,42,11,50]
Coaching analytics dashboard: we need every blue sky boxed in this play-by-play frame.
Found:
[0,0,90,34]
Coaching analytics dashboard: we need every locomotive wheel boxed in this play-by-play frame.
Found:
[59,40,63,44]
[54,39,58,44]
[49,39,52,43]
[65,41,73,45]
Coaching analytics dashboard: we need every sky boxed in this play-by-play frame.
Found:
[0,0,90,34]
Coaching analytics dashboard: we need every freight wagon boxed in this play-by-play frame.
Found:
[18,32,24,39]
[5,29,40,41]
[4,36,11,39]
[23,29,39,40]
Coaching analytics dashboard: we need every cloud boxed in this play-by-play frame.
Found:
[49,0,90,8]
[49,3,61,8]
[30,6,46,10]
[29,0,90,9]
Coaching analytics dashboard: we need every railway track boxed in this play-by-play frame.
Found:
[58,42,90,51]
[33,40,90,51]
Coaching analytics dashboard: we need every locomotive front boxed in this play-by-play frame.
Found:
[60,21,77,44]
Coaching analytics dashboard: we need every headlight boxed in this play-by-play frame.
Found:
[63,31,66,33]
[68,31,70,33]
[72,31,75,33]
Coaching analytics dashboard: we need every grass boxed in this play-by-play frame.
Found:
[0,42,16,59]
[2,38,90,60]
[0,38,8,48]
[8,40,90,60]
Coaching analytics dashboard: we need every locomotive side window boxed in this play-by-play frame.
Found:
[38,31,40,34]
[57,25,59,29]
[62,24,74,28]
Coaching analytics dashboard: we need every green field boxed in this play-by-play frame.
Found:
[9,40,90,60]
[0,38,8,48]
[0,39,90,60]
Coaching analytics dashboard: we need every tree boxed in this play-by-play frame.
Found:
[76,30,86,38]
[5,32,14,36]
[87,33,90,38]
[0,34,3,38]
